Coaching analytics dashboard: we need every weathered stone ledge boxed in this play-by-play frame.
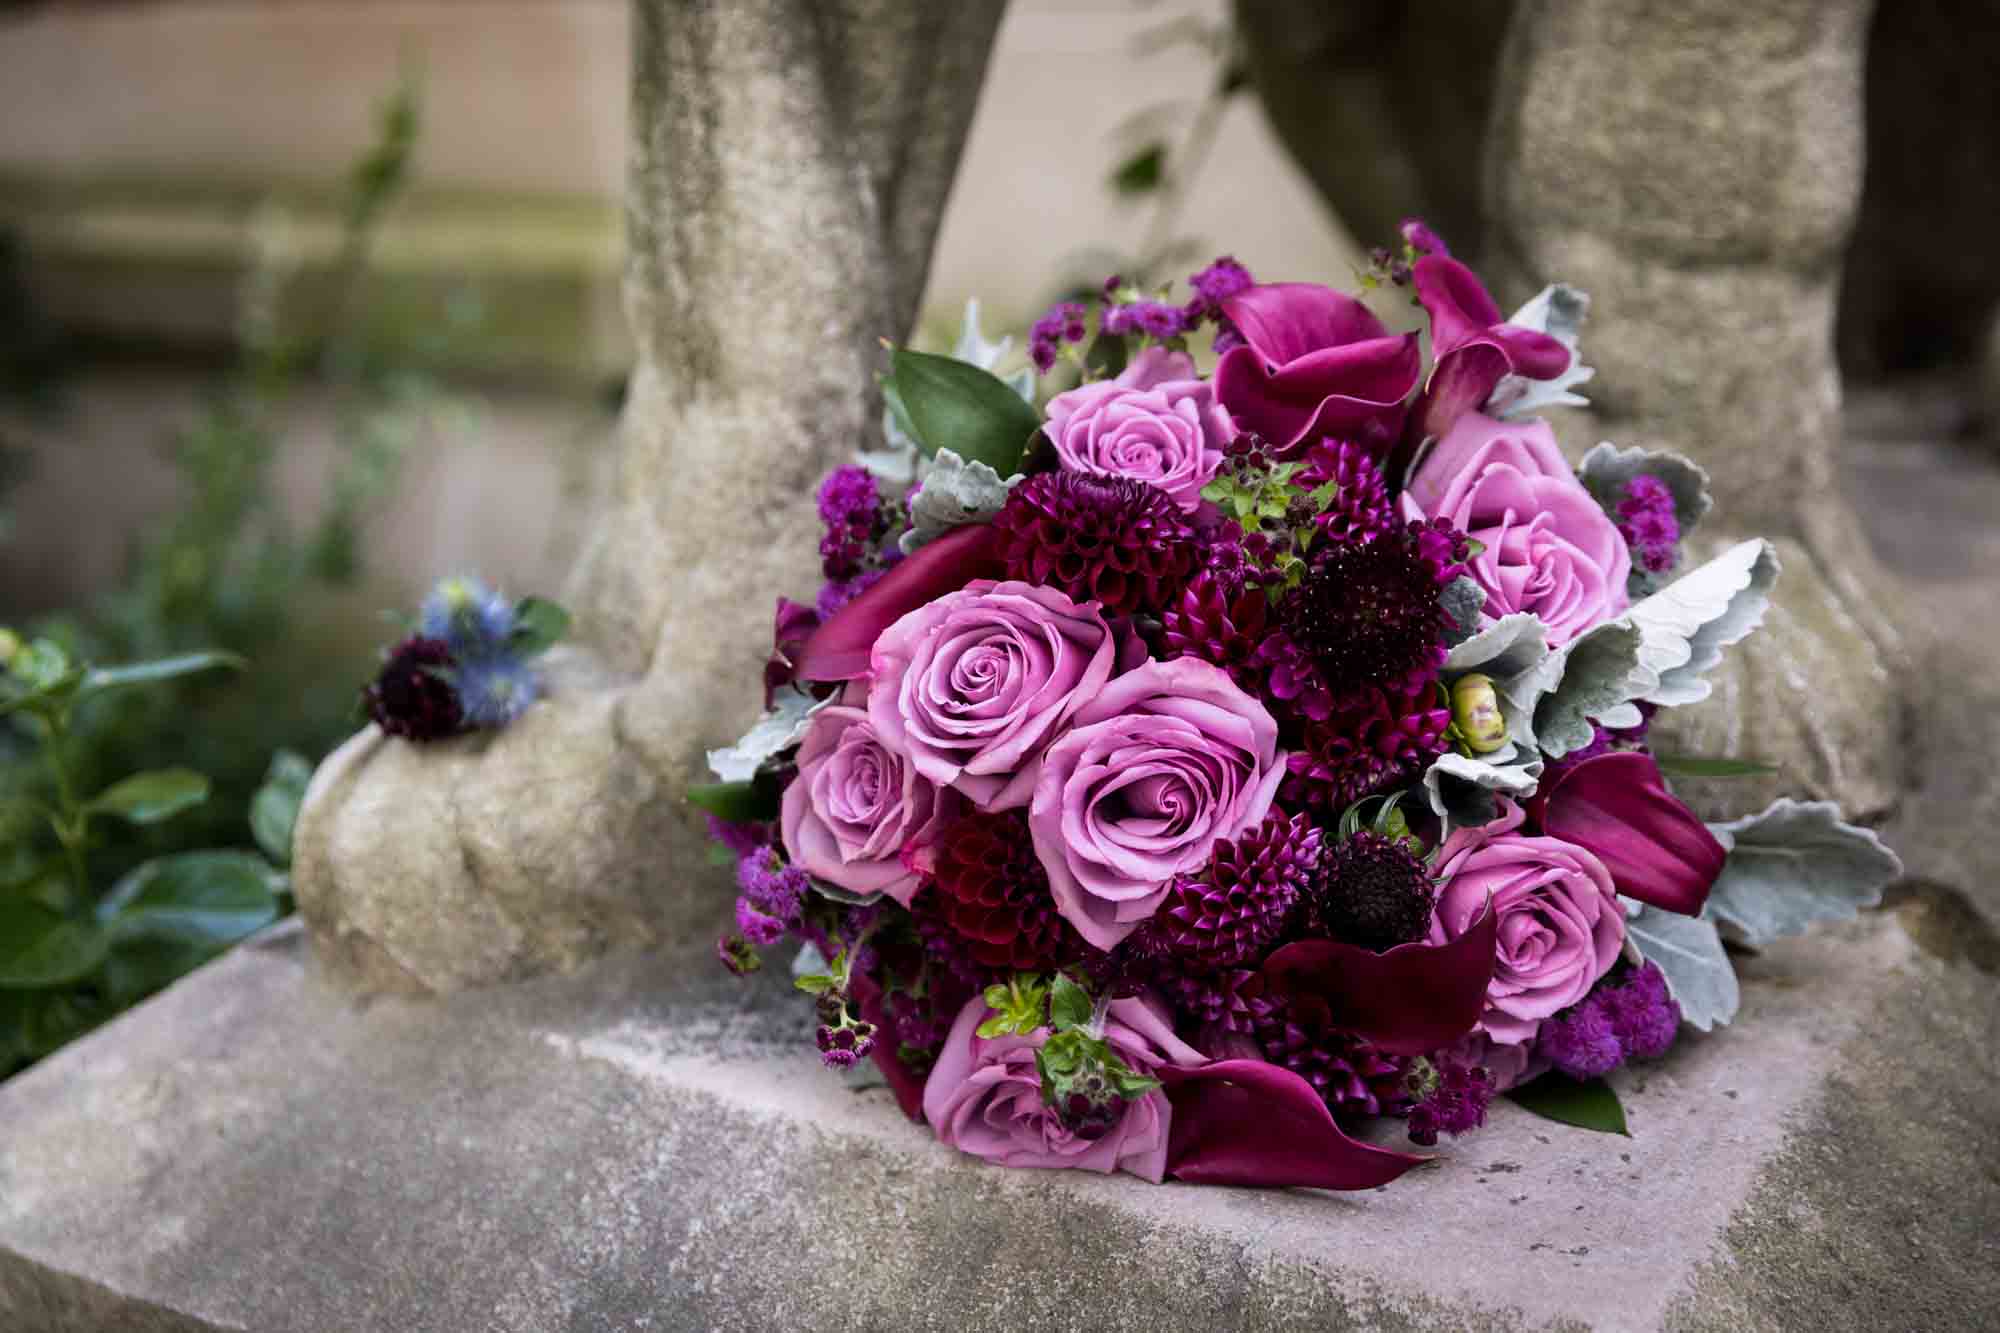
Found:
[2,909,1992,1332]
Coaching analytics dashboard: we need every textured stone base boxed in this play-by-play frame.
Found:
[3,911,1993,1332]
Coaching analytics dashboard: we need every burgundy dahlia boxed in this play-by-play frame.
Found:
[1291,439,1395,546]
[364,635,465,742]
[1161,573,1271,692]
[1158,966,1264,1035]
[1154,812,1323,968]
[991,471,1197,617]
[1281,682,1450,815]
[926,811,1075,971]
[1304,830,1437,952]
[1283,522,1465,696]
[1254,999,1413,1119]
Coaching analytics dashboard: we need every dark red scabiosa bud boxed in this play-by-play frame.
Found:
[365,635,465,742]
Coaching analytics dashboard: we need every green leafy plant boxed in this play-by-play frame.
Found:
[0,635,298,1077]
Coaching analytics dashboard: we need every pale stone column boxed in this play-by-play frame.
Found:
[291,0,1006,993]
[1482,0,1907,821]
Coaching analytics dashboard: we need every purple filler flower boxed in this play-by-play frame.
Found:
[1617,475,1681,575]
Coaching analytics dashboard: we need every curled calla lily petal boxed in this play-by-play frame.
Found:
[1161,1058,1426,1190]
[791,523,1005,682]
[1530,750,1727,916]
[1259,898,1499,1056]
[1213,283,1421,459]
[1406,256,1570,448]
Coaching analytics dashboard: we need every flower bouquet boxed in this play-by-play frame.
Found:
[693,229,1901,1190]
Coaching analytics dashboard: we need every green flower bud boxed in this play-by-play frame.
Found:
[1450,673,1508,754]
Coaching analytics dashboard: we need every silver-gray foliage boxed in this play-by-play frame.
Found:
[1705,799,1903,948]
[899,447,1020,553]
[1626,900,1741,1031]
[1487,284,1595,420]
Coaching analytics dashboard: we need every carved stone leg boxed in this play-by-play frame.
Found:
[1482,0,1908,820]
[291,0,1006,994]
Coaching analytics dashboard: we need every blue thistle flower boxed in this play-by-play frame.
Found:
[453,652,540,728]
[419,576,517,659]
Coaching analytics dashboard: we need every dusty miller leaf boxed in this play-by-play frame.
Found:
[899,448,1021,554]
[1428,614,1555,832]
[705,690,826,783]
[1531,621,1643,758]
[1704,799,1903,949]
[1623,539,1779,707]
[1440,576,1487,646]
[1626,900,1740,1031]
[1487,284,1595,420]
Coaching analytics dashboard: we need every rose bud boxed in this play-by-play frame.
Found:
[1529,750,1727,917]
[1450,673,1508,754]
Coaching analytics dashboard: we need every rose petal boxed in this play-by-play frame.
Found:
[794,524,1006,682]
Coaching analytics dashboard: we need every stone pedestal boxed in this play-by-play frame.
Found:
[1,909,1994,1332]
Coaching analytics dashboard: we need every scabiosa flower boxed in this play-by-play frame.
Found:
[1291,439,1395,545]
[1155,812,1322,968]
[1283,521,1468,697]
[364,635,465,742]
[1405,1056,1494,1146]
[453,652,540,728]
[1304,830,1437,952]
[1030,300,1090,373]
[419,576,516,659]
[927,811,1076,970]
[1281,682,1450,816]
[990,471,1197,617]
[1253,1000,1413,1119]
[1616,474,1681,576]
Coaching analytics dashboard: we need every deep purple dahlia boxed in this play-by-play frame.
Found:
[926,811,1076,971]
[1291,439,1395,546]
[1253,999,1413,1119]
[1304,830,1437,953]
[1280,682,1450,815]
[991,471,1197,617]
[364,635,465,742]
[1154,812,1323,969]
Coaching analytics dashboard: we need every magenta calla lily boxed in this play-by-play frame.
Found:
[1259,898,1500,1056]
[1160,1058,1426,1190]
[764,597,820,706]
[1213,283,1421,459]
[1531,751,1728,917]
[1406,256,1571,447]
[791,524,1005,682]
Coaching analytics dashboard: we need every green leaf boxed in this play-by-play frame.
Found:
[507,597,571,658]
[794,973,835,995]
[977,974,1050,1038]
[1652,754,1780,779]
[0,639,85,718]
[887,347,1041,475]
[0,905,111,988]
[1507,1073,1630,1135]
[85,768,211,824]
[98,851,281,949]
[686,780,779,824]
[80,651,245,699]
[1048,975,1093,1032]
[250,750,313,866]
[1084,330,1128,379]
[1109,142,1166,195]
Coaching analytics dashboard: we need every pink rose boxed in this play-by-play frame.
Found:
[868,580,1115,811]
[781,703,957,906]
[1042,347,1230,512]
[1401,412,1631,647]
[1031,658,1285,951]
[1428,799,1624,1046]
[922,993,1206,1182]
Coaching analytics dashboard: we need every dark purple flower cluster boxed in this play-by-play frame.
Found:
[1616,475,1681,575]
[817,465,890,580]
[1029,300,1089,373]
[1406,1056,1493,1146]
[1537,963,1682,1079]
[991,471,1196,617]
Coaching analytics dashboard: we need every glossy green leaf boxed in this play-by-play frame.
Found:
[886,347,1041,475]
[1084,330,1128,379]
[250,750,313,866]
[1048,974,1093,1032]
[507,597,571,658]
[98,851,281,948]
[1507,1073,1631,1135]
[1652,754,1780,780]
[0,905,111,988]
[686,780,780,824]
[85,768,211,824]
[80,651,245,699]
